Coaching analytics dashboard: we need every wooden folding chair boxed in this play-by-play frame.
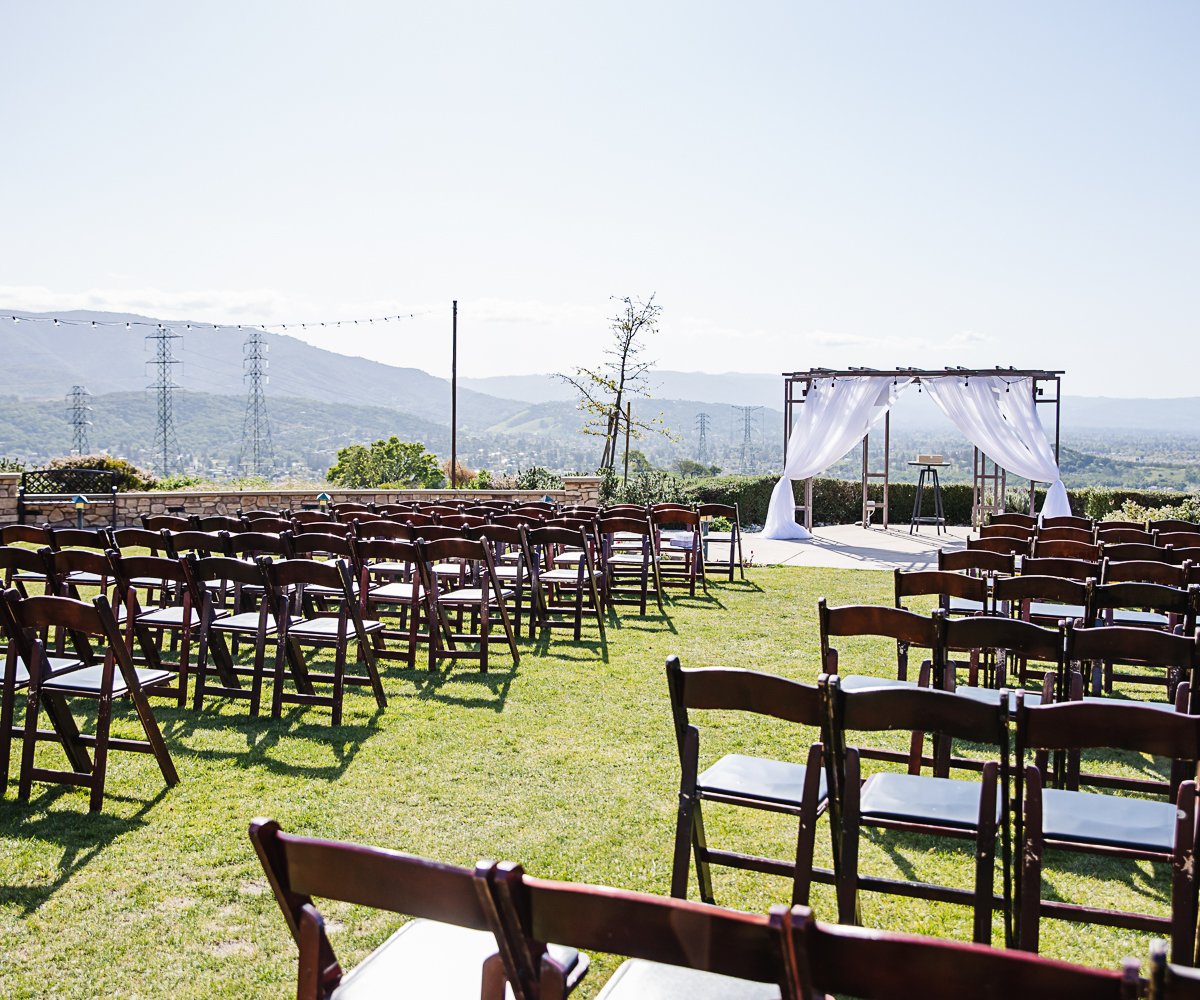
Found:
[820,673,1012,945]
[353,537,426,670]
[259,557,386,724]
[783,904,1140,1000]
[1036,526,1096,545]
[466,524,536,639]
[990,512,1037,531]
[598,515,662,615]
[526,525,605,643]
[1015,697,1200,963]
[489,860,786,1000]
[697,502,745,582]
[651,508,706,596]
[894,568,989,618]
[818,600,936,692]
[416,537,519,674]
[0,590,178,812]
[966,534,1031,557]
[1032,538,1102,561]
[666,657,832,907]
[248,818,580,1000]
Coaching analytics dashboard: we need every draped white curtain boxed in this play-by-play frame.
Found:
[922,375,1070,520]
[762,376,913,540]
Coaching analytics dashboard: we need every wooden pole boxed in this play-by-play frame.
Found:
[451,300,458,489]
[622,402,632,484]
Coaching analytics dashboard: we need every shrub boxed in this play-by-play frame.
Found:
[48,453,157,491]
[514,467,564,491]
[616,470,689,506]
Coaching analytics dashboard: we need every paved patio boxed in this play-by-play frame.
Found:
[738,523,974,571]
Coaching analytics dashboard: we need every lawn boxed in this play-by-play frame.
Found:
[0,567,1171,997]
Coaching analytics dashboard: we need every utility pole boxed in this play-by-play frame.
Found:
[735,405,762,473]
[695,411,710,465]
[238,330,274,478]
[146,326,182,477]
[451,300,458,489]
[66,385,91,455]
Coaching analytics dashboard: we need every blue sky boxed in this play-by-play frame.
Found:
[1,2,1195,395]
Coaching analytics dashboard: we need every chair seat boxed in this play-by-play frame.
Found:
[541,568,588,584]
[368,561,413,576]
[440,587,515,603]
[329,919,583,1000]
[1080,694,1178,713]
[369,581,424,601]
[492,565,524,581]
[947,596,987,614]
[859,772,998,829]
[1028,602,1088,622]
[698,753,826,809]
[1109,609,1171,628]
[212,612,299,633]
[137,605,205,628]
[304,581,360,597]
[65,570,107,585]
[596,958,779,1000]
[1041,788,1178,852]
[10,655,83,688]
[42,664,174,697]
[950,685,1041,710]
[608,554,654,566]
[289,616,384,638]
[839,675,915,692]
[433,562,466,578]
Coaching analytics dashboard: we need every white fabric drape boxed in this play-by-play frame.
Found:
[922,375,1070,520]
[762,376,913,539]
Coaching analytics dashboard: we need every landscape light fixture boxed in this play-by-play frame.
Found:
[317,492,331,512]
[72,494,89,530]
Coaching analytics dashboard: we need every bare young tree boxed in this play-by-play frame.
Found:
[557,294,668,471]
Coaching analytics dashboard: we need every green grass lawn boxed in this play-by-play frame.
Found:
[0,567,1173,997]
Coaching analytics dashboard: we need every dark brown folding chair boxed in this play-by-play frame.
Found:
[0,590,178,812]
[193,514,244,533]
[666,657,831,907]
[1015,697,1200,963]
[818,600,936,693]
[598,515,662,615]
[259,557,386,724]
[651,508,705,596]
[353,519,414,542]
[966,535,1031,557]
[241,515,292,535]
[1158,532,1200,551]
[783,904,1140,1000]
[248,818,574,1000]
[1102,558,1190,587]
[0,544,52,598]
[293,521,353,538]
[697,502,745,582]
[1042,515,1094,531]
[1066,615,1200,706]
[994,575,1094,640]
[353,537,427,670]
[160,528,231,560]
[489,860,785,1000]
[1096,526,1156,545]
[1153,519,1200,534]
[1,523,51,548]
[526,526,606,643]
[894,568,989,621]
[1036,525,1096,545]
[466,524,535,639]
[1020,555,1102,581]
[990,512,1037,530]
[980,523,1034,541]
[1031,538,1102,561]
[820,673,1012,945]
[938,547,1016,578]
[291,510,337,527]
[416,536,519,674]
[141,514,191,532]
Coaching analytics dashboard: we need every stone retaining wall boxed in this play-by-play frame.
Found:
[0,473,603,528]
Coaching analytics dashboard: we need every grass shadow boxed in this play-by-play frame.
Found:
[400,663,517,712]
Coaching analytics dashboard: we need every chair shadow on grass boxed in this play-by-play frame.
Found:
[399,663,517,713]
[531,630,609,665]
[154,703,381,781]
[0,784,168,915]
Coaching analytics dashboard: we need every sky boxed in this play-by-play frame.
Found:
[1,2,1196,396]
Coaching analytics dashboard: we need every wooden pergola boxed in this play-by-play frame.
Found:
[782,367,1064,531]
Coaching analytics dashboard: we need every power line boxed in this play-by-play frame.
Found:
[4,310,433,332]
[66,385,91,454]
[146,327,182,477]
[238,330,274,477]
[734,405,763,473]
[695,411,710,465]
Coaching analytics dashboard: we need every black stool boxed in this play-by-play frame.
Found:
[909,461,948,535]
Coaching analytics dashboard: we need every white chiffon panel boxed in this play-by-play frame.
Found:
[922,375,1070,520]
[762,376,913,540]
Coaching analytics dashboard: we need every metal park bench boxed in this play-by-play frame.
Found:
[17,468,118,526]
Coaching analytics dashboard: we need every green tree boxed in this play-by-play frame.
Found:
[326,437,445,489]
[674,458,721,478]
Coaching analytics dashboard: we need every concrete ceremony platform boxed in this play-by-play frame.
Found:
[741,524,975,572]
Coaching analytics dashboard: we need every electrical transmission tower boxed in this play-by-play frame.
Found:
[66,385,91,454]
[734,405,763,473]
[146,326,182,477]
[695,412,710,465]
[238,330,274,477]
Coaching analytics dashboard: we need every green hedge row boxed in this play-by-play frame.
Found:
[680,474,1197,527]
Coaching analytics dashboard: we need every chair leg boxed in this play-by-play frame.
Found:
[691,800,714,904]
[1018,770,1043,953]
[332,640,346,727]
[837,756,862,926]
[18,680,41,801]
[1171,782,1197,963]
[88,693,113,813]
[973,763,998,944]
[126,683,178,787]
[792,743,825,907]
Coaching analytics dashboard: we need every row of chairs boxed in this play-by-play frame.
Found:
[976,514,1200,564]
[251,815,1171,999]
[670,610,1200,963]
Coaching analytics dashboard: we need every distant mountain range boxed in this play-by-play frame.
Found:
[1,309,1197,488]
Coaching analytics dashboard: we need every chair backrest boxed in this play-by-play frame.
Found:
[818,600,937,673]
[1152,519,1200,535]
[1019,556,1101,582]
[1090,581,1194,617]
[526,525,592,555]
[1036,525,1095,545]
[893,569,988,609]
[937,615,1063,666]
[49,527,109,551]
[184,553,269,591]
[411,524,468,543]
[110,527,167,554]
[291,510,336,526]
[109,551,189,593]
[437,513,488,529]
[1018,696,1200,762]
[331,502,373,514]
[823,672,1008,746]
[466,523,525,550]
[993,575,1092,614]
[492,513,543,529]
[292,520,352,538]
[4,591,125,658]
[260,556,349,598]
[1064,620,1200,674]
[242,516,293,535]
[697,502,739,522]
[980,523,1034,540]
[46,547,112,583]
[0,544,51,580]
[785,905,1139,1000]
[989,512,1037,530]
[1157,532,1200,550]
[1095,527,1156,545]
[1101,559,1189,587]
[598,515,651,537]
[352,537,420,573]
[287,532,355,562]
[1032,539,1102,561]
[489,862,790,998]
[1097,520,1148,532]
[223,531,289,558]
[193,514,243,533]
[161,529,230,558]
[1102,542,1175,564]
[1041,515,1093,531]
[651,508,700,529]
[1,523,51,548]
[248,819,516,1000]
[966,535,1030,557]
[665,657,823,744]
[338,509,382,523]
[140,514,191,532]
[938,548,1016,577]
[353,520,413,541]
